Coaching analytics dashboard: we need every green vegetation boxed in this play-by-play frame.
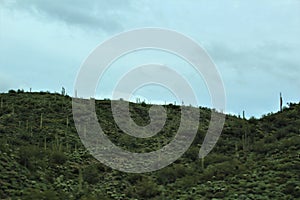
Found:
[0,91,299,199]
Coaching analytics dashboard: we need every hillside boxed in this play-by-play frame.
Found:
[0,90,299,200]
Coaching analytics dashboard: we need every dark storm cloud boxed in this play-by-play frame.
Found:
[2,0,134,32]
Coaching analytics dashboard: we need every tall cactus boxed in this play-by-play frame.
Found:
[235,142,239,158]
[201,156,205,170]
[44,136,47,151]
[280,92,283,112]
[66,142,69,152]
[78,168,83,192]
[242,123,249,152]
[61,87,66,96]
[0,97,3,109]
[40,113,43,129]
[57,135,62,152]
[66,116,69,128]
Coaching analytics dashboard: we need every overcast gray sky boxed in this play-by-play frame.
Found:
[1,0,300,118]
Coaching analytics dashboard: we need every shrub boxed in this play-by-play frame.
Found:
[8,89,16,94]
[184,146,199,161]
[0,139,8,152]
[205,153,230,165]
[275,128,288,140]
[173,164,190,178]
[176,175,199,188]
[126,173,143,184]
[264,134,277,144]
[156,167,177,184]
[134,178,160,199]
[200,159,243,181]
[22,188,59,200]
[17,89,24,93]
[50,151,67,165]
[83,164,100,184]
[252,140,272,154]
[284,182,300,198]
[19,146,45,170]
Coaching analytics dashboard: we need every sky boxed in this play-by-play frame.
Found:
[0,0,300,118]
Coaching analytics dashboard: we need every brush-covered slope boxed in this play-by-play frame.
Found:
[0,91,299,200]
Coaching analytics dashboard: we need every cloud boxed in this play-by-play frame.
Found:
[204,40,300,117]
[206,41,300,86]
[1,0,299,117]
[1,0,135,32]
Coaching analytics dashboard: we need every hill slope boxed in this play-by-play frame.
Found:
[0,91,299,199]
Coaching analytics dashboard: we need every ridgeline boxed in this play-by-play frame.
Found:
[0,91,299,199]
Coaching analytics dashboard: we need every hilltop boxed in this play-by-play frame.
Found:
[0,91,299,199]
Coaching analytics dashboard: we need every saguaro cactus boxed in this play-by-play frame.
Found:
[78,168,83,192]
[66,116,69,128]
[201,157,205,170]
[40,113,43,129]
[235,142,239,158]
[242,123,250,152]
[61,87,66,96]
[44,137,47,151]
[280,92,283,112]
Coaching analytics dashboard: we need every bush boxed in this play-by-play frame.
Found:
[8,89,16,94]
[22,188,59,200]
[0,139,8,152]
[126,173,143,184]
[264,134,277,143]
[176,175,199,188]
[133,178,160,199]
[184,146,199,161]
[253,141,272,154]
[279,136,300,150]
[19,146,45,170]
[200,159,243,181]
[205,153,230,165]
[83,164,100,184]
[284,182,300,198]
[156,167,177,184]
[275,128,289,140]
[50,151,67,165]
[17,89,24,93]
[173,164,190,178]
